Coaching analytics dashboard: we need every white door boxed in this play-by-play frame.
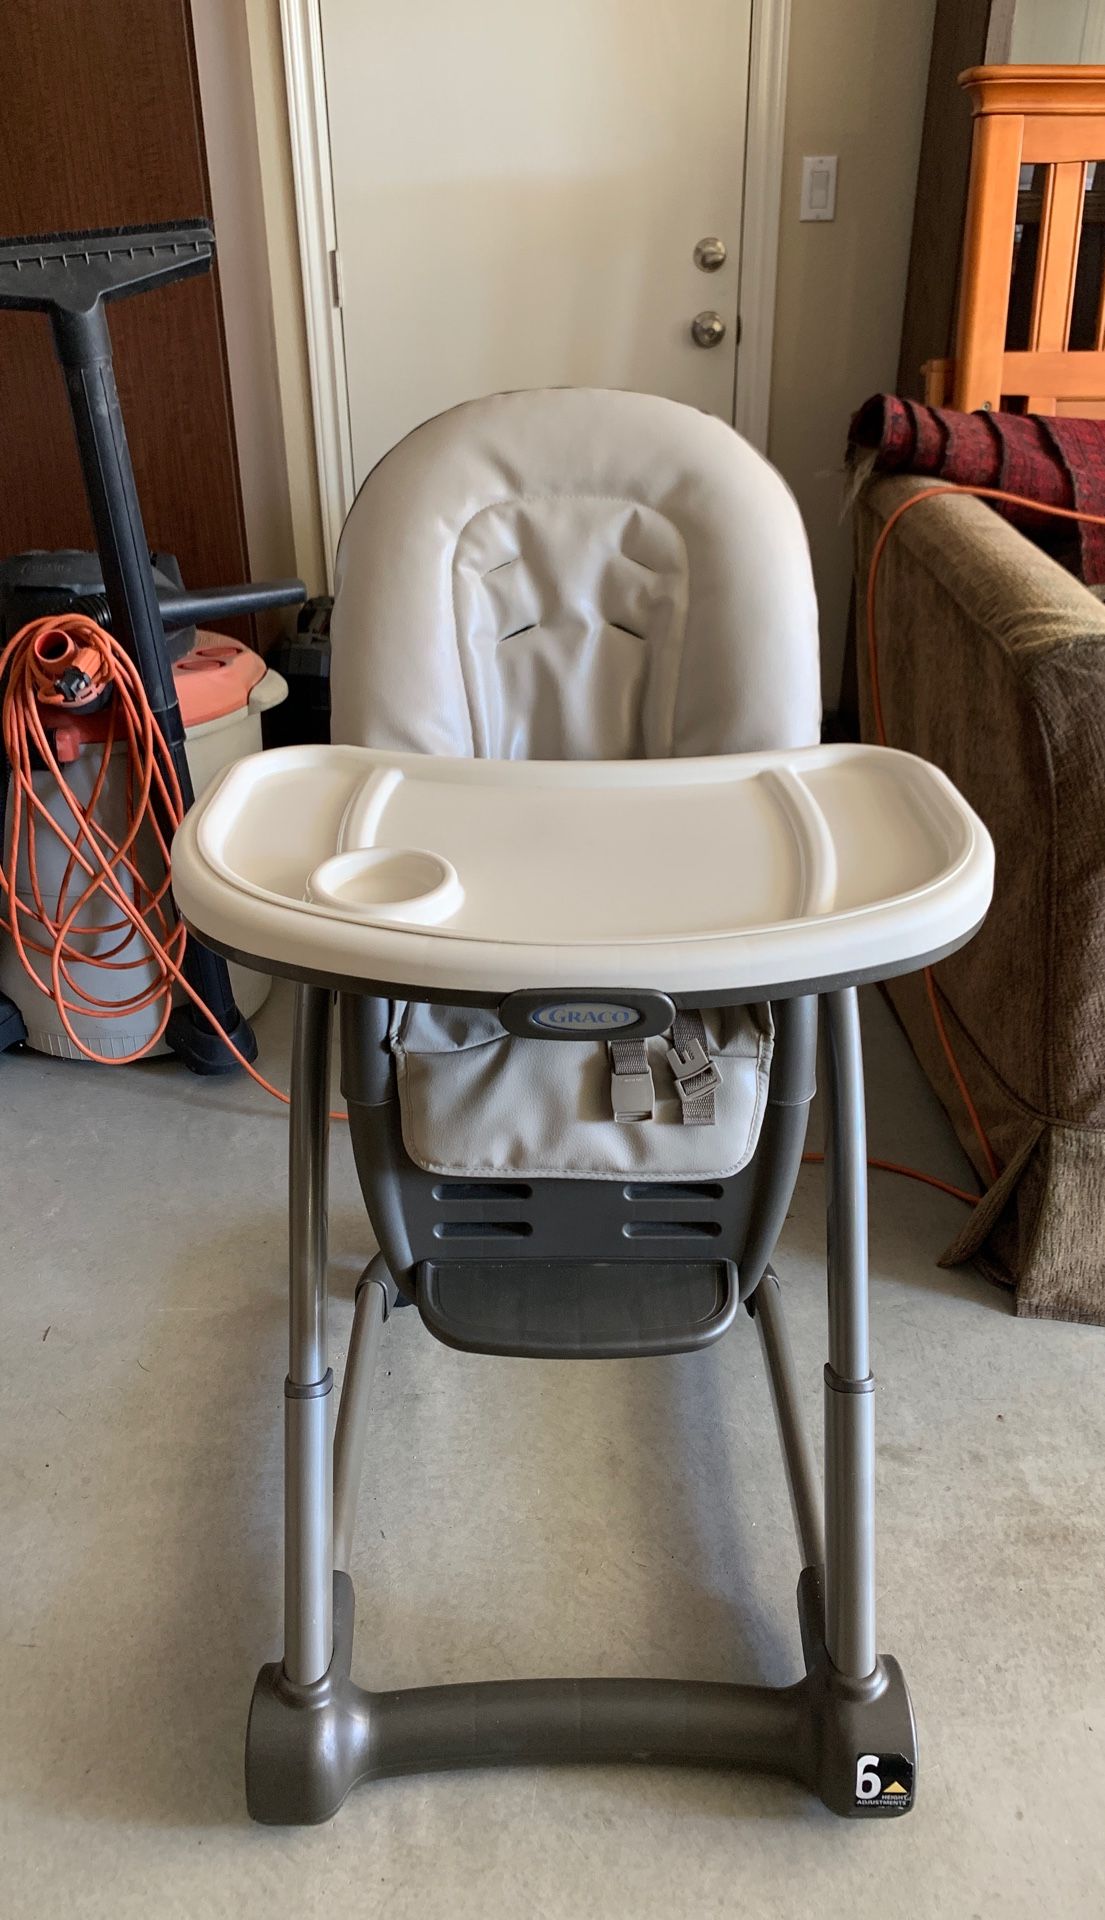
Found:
[320,0,754,488]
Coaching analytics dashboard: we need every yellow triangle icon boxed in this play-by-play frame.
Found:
[883,1781,908,1795]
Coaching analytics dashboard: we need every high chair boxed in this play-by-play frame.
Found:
[172,388,993,1822]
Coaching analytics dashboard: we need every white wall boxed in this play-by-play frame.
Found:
[767,0,936,703]
[191,0,300,599]
[242,0,327,595]
[1010,0,1105,63]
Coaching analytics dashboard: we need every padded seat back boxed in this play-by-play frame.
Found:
[330,388,821,760]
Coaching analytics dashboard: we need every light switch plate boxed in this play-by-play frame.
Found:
[800,154,837,222]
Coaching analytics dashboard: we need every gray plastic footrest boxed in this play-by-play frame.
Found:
[415,1258,738,1359]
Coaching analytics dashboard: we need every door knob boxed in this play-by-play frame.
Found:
[693,236,727,272]
[690,310,726,349]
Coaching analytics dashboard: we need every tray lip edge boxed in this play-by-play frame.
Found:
[182,740,986,951]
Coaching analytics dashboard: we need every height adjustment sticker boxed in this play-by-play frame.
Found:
[854,1752,915,1811]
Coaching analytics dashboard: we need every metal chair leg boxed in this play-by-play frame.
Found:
[752,1267,825,1574]
[333,1255,393,1572]
[283,983,334,1688]
[821,987,877,1681]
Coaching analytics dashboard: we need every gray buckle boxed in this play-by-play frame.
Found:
[610,1067,655,1124]
[666,1037,722,1105]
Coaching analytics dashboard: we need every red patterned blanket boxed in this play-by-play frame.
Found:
[848,394,1105,584]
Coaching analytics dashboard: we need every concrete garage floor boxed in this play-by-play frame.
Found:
[1,985,1102,1919]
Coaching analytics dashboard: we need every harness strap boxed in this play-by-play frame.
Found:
[608,1033,655,1123]
[608,1010,722,1126]
[666,1009,722,1126]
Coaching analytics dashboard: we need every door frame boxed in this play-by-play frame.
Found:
[280,0,791,583]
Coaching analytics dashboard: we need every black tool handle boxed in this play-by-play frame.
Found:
[158,579,306,632]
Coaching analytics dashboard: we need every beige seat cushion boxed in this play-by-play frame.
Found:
[329,388,820,1183]
[331,388,821,761]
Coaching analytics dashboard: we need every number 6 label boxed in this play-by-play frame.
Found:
[853,1751,914,1809]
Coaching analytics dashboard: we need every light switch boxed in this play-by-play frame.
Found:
[800,154,837,222]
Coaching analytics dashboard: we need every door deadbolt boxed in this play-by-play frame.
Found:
[693,236,727,272]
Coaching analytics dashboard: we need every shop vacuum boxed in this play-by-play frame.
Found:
[0,221,306,1070]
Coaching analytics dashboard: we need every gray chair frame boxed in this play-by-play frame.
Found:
[244,981,917,1823]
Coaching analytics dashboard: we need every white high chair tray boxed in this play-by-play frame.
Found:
[171,743,993,999]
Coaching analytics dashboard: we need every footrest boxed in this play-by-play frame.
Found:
[415,1258,738,1359]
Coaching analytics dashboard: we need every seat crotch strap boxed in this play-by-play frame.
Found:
[667,1009,722,1126]
[608,1033,655,1123]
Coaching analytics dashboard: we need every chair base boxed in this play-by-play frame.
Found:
[245,1567,917,1826]
[256,985,916,1829]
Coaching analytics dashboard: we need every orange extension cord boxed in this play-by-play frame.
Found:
[0,613,296,1108]
[3,484,1101,1196]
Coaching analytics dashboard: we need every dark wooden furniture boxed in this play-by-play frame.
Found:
[0,0,252,634]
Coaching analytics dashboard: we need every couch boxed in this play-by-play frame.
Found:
[854,474,1105,1326]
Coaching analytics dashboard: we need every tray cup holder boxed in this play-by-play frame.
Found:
[306,848,463,926]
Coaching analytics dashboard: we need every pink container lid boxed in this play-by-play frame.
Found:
[173,634,267,728]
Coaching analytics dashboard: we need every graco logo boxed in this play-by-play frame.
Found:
[530,1002,639,1033]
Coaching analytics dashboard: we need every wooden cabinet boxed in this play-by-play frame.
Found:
[0,0,251,630]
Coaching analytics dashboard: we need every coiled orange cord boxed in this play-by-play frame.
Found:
[0,612,299,1104]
